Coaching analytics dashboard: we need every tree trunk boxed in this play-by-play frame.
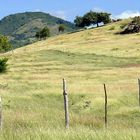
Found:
[97,22,99,27]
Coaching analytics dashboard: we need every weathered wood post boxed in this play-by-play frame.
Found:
[0,97,2,129]
[63,79,69,129]
[138,79,140,107]
[103,84,108,129]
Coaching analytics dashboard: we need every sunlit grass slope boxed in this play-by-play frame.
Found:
[0,19,140,139]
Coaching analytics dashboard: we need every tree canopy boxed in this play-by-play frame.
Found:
[74,11,111,27]
[74,16,85,27]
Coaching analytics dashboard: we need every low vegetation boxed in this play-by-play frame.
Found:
[120,16,140,34]
[0,58,8,73]
[0,35,12,52]
[0,19,139,139]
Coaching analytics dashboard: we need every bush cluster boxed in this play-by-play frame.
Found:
[35,27,50,40]
[0,35,12,52]
[0,58,8,73]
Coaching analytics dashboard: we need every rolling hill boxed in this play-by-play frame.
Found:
[0,19,140,139]
[0,12,76,48]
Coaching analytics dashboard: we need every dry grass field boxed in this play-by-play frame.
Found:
[0,19,140,139]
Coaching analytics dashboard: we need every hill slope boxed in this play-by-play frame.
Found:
[0,12,76,48]
[0,19,140,139]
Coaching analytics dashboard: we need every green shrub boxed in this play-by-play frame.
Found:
[109,26,115,30]
[133,16,140,25]
[120,23,127,29]
[0,58,8,73]
[35,26,50,40]
[58,24,65,32]
[0,35,12,52]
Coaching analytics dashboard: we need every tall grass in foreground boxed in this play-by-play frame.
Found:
[0,127,139,140]
[0,19,140,139]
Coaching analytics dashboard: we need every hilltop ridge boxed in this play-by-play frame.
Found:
[0,12,76,48]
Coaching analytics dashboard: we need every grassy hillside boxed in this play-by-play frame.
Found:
[0,12,76,48]
[0,19,140,139]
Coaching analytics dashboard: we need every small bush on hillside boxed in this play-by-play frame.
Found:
[58,24,65,32]
[35,27,50,40]
[133,16,140,25]
[120,23,128,29]
[0,35,12,52]
[111,48,119,51]
[0,58,8,73]
[120,17,140,34]
[109,26,115,30]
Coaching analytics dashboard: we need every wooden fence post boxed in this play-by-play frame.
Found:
[138,79,140,107]
[0,97,2,129]
[103,84,108,129]
[63,79,69,129]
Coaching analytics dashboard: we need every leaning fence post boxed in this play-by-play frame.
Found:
[138,79,140,107]
[103,84,108,129]
[0,97,2,129]
[63,79,69,129]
